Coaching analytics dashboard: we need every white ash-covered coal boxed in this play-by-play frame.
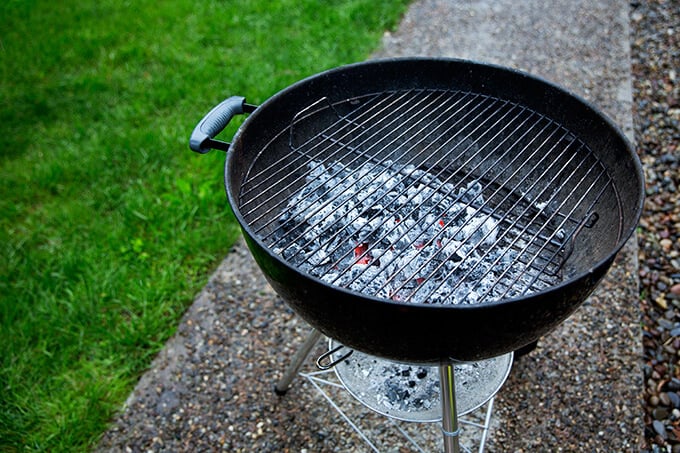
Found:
[272,159,559,304]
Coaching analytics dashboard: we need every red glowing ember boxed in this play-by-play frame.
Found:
[354,243,371,265]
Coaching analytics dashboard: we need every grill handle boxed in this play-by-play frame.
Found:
[189,96,257,153]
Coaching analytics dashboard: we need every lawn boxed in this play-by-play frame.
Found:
[0,0,410,450]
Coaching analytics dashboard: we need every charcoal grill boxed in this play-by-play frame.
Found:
[189,58,643,451]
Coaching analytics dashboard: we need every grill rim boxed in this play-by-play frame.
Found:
[225,57,643,310]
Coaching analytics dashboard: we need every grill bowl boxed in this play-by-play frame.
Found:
[216,58,643,363]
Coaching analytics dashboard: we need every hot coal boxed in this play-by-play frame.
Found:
[272,159,559,304]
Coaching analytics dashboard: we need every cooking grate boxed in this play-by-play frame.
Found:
[238,89,613,304]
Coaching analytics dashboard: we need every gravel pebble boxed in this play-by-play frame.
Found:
[633,0,680,450]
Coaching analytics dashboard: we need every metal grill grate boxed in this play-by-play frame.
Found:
[238,89,613,304]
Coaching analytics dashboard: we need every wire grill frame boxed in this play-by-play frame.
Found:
[238,89,613,304]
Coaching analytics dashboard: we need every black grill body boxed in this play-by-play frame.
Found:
[197,58,643,363]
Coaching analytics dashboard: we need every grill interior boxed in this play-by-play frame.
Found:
[237,89,618,305]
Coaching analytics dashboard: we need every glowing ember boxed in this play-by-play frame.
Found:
[353,243,372,265]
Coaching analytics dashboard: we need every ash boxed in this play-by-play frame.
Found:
[272,160,557,304]
[335,352,494,418]
[339,355,440,415]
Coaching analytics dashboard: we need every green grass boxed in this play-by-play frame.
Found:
[0,0,410,450]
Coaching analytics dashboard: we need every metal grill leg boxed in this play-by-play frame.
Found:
[274,328,322,395]
[439,362,461,453]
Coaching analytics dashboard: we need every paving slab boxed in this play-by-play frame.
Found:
[97,0,642,451]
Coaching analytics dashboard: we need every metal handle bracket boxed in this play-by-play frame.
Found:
[316,345,353,370]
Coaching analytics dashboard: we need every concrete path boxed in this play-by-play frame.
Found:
[98,1,642,451]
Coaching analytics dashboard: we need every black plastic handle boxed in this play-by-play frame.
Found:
[189,96,255,153]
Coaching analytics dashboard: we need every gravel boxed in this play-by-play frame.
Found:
[96,0,672,451]
[631,0,680,450]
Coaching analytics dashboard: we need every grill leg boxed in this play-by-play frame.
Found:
[439,362,461,453]
[274,328,322,395]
